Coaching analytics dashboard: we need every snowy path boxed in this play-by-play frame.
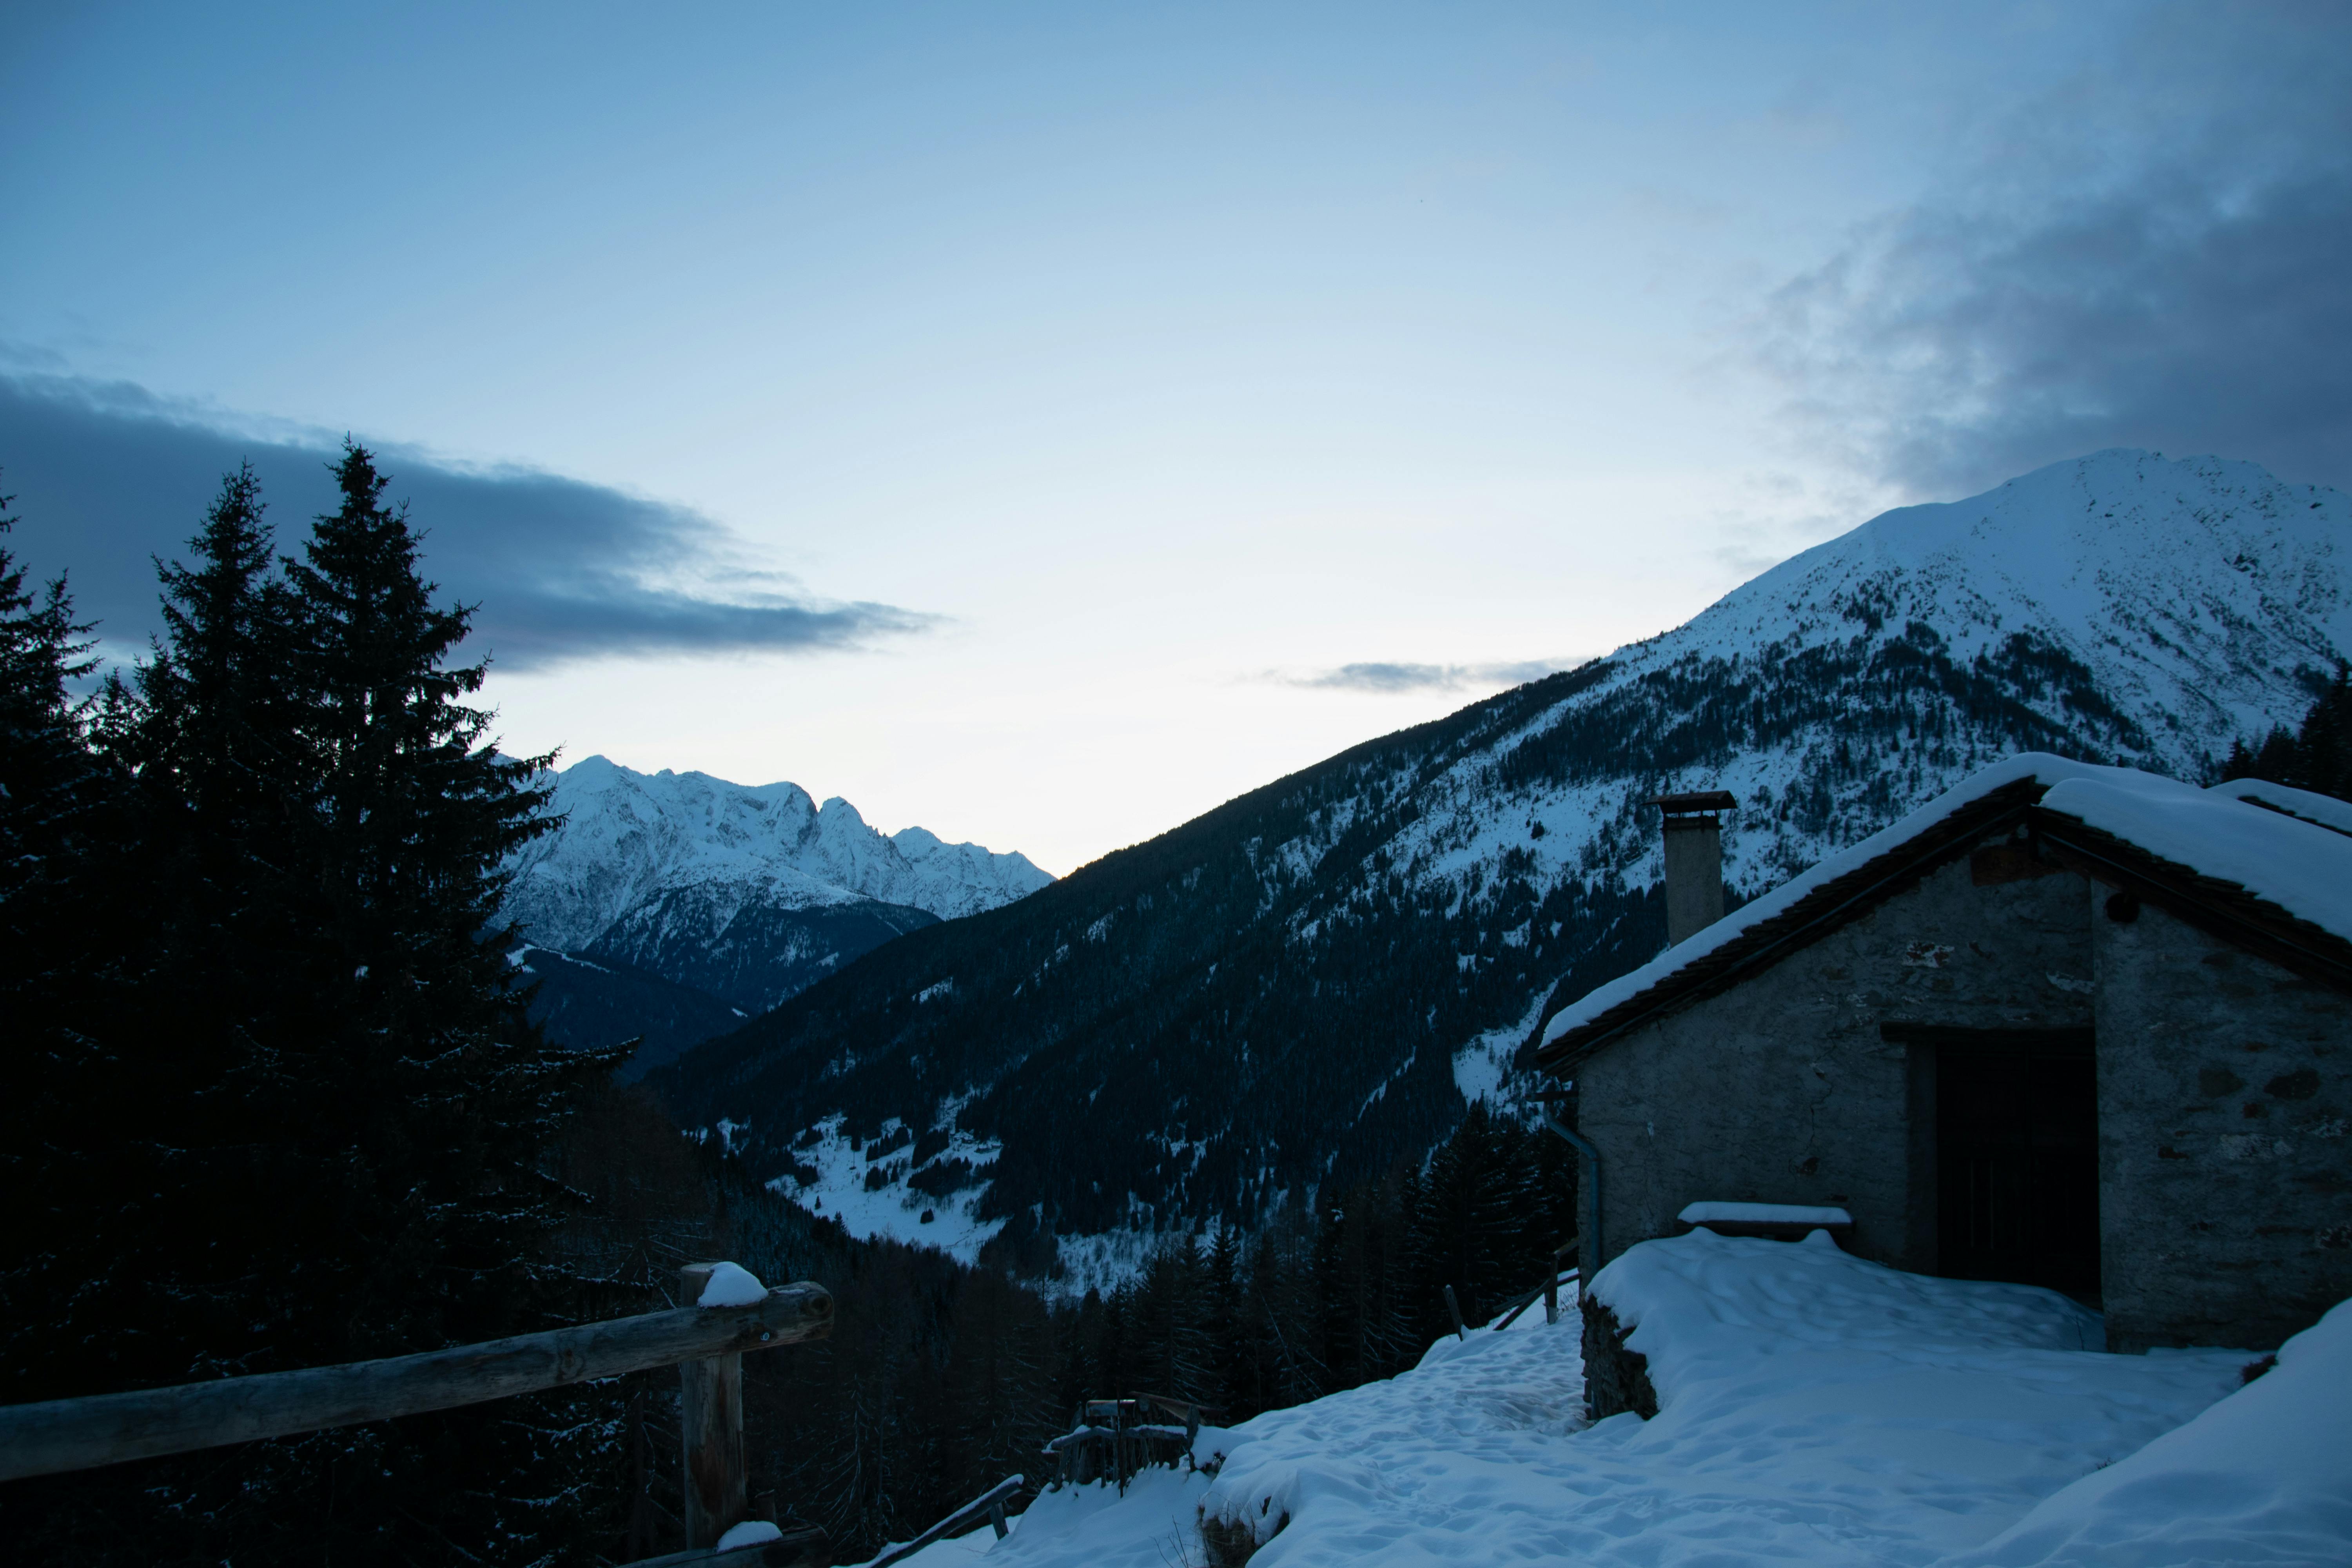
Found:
[901,1231,2350,1567]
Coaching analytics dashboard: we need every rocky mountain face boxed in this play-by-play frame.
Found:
[503,757,1054,1058]
[651,451,2352,1284]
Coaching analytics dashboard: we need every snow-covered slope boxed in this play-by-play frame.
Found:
[1415,449,2348,924]
[662,450,2351,1267]
[1651,449,2347,753]
[1408,448,2352,1091]
[505,756,1052,1013]
[929,1236,2344,1568]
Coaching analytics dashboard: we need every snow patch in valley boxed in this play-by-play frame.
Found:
[775,1114,1006,1265]
[1043,1225,1183,1304]
[1450,987,1551,1106]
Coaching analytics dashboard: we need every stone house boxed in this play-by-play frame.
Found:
[1528,755,2352,1368]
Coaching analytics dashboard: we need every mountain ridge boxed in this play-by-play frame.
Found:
[505,756,1054,1033]
[651,450,2349,1286]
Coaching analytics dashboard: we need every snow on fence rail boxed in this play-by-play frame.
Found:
[0,1262,832,1559]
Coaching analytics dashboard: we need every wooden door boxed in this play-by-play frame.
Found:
[1935,1030,2100,1300]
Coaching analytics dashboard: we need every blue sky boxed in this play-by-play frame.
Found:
[4,2,2346,870]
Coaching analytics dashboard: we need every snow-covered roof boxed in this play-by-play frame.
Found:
[1535,754,2352,1070]
[2038,772,2352,948]
[2206,776,2352,838]
[1535,754,2119,1062]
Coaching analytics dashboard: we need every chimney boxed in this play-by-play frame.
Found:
[1654,791,1736,947]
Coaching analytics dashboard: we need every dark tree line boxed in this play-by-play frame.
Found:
[1,455,1582,1566]
[2222,663,2352,802]
[1063,1100,1579,1421]
[0,453,628,1565]
[678,1098,1579,1560]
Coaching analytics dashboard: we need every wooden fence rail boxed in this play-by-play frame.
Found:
[0,1273,833,1503]
[866,1474,1025,1568]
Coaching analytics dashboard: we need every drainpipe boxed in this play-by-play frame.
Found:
[1542,1105,1602,1293]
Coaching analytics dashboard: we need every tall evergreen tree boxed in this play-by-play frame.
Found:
[267,441,580,1356]
[134,462,300,835]
[103,465,313,1392]
[4,453,620,1566]
[2223,664,2352,802]
[0,480,125,1399]
[158,443,614,1563]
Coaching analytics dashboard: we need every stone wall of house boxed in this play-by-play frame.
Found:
[1576,840,2093,1277]
[2091,893,2352,1351]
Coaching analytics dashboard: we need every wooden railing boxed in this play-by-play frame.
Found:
[0,1263,833,1561]
[867,1474,1025,1568]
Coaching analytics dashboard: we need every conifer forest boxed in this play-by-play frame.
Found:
[0,459,1579,1564]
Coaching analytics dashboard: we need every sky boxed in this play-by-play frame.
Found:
[4,1,2347,873]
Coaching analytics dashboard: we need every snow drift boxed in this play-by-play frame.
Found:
[925,1232,2346,1566]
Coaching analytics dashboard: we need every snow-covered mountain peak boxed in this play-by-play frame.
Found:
[1628,450,2350,756]
[505,758,1053,957]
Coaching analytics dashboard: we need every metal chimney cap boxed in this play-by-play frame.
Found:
[1653,790,1737,815]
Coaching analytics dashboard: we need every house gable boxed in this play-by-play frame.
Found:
[1543,757,2352,1353]
[1572,843,2096,1279]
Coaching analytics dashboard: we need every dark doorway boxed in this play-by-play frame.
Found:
[1931,1028,2101,1299]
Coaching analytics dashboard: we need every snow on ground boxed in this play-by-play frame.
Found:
[1947,1299,2352,1567]
[938,1232,2344,1567]
[1040,1224,1182,1303]
[778,1114,1005,1265]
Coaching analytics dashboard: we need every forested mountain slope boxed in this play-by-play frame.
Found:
[654,450,2352,1281]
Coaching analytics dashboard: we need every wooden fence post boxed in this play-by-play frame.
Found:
[1443,1285,1467,1341]
[679,1263,749,1550]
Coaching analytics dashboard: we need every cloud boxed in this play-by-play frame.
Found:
[0,371,934,671]
[1279,659,1584,694]
[1755,4,2352,498]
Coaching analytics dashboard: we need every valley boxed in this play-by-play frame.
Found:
[610,450,2352,1279]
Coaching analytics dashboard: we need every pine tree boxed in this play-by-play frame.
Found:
[170,442,611,1561]
[1204,1221,1246,1414]
[0,480,106,1002]
[2222,664,2352,801]
[107,465,312,1390]
[265,442,579,1351]
[0,479,126,1400]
